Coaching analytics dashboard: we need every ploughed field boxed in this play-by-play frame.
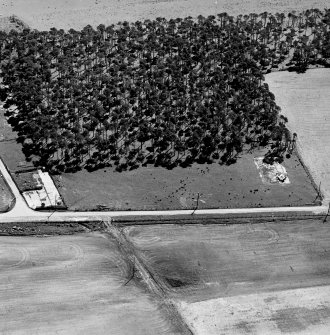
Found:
[1,0,329,30]
[3,220,330,335]
[124,220,330,334]
[265,68,330,202]
[0,233,182,335]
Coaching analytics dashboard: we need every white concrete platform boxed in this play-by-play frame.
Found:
[22,170,63,209]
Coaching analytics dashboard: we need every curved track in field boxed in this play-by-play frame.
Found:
[0,245,30,269]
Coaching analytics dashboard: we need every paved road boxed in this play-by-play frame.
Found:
[0,158,328,224]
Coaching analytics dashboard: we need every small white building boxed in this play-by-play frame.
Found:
[22,170,64,209]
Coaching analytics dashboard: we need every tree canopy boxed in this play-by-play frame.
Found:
[0,9,329,173]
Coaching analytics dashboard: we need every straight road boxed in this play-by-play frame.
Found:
[0,158,328,224]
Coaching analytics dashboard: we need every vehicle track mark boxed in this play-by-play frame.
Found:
[0,246,30,269]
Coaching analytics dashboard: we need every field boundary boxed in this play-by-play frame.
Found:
[0,213,329,237]
[294,143,324,203]
[111,213,329,226]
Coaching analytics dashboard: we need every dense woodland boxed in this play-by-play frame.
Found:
[0,9,329,173]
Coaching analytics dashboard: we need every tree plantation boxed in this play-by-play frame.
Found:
[0,9,329,173]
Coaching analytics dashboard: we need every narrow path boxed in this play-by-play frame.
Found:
[104,221,193,335]
[0,157,328,224]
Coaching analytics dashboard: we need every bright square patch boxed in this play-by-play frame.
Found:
[254,157,290,184]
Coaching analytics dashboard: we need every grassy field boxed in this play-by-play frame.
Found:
[265,69,330,202]
[0,107,33,171]
[0,174,13,212]
[124,219,330,334]
[0,107,15,211]
[54,148,319,211]
[1,0,330,30]
[0,107,33,211]
[0,233,183,335]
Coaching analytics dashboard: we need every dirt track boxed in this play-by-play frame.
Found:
[0,233,181,335]
[265,69,330,202]
[1,0,330,30]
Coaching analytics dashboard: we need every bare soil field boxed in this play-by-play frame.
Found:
[180,286,330,335]
[124,219,330,334]
[0,233,182,335]
[1,0,330,31]
[54,148,319,211]
[265,68,330,202]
